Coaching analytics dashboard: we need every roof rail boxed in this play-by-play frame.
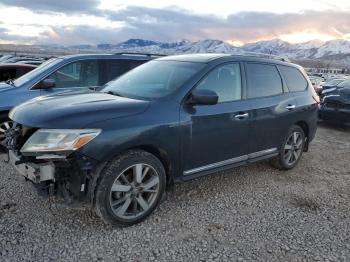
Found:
[113,52,167,57]
[231,51,291,62]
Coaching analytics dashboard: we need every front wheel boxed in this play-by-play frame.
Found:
[0,116,14,151]
[95,150,166,226]
[271,125,305,170]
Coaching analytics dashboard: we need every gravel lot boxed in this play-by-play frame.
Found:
[0,124,349,262]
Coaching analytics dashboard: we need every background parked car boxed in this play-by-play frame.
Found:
[14,60,44,66]
[0,53,163,149]
[0,64,37,82]
[309,76,324,95]
[321,78,350,98]
[0,55,15,63]
[319,87,350,125]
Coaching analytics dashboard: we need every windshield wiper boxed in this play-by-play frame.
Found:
[104,90,124,97]
[5,79,16,87]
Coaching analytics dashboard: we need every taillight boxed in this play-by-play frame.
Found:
[312,95,321,108]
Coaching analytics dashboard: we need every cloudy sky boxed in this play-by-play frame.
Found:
[0,0,349,46]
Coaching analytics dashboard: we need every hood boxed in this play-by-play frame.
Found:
[9,91,150,128]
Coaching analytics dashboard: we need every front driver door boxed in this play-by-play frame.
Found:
[40,59,100,95]
[180,63,251,177]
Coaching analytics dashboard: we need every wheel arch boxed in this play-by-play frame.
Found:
[129,145,173,188]
[294,121,309,152]
[89,144,174,207]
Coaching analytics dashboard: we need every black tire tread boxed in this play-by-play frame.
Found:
[95,149,166,227]
[271,125,305,170]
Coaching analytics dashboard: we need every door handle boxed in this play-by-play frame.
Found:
[235,112,249,119]
[286,105,296,110]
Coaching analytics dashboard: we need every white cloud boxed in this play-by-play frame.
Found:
[0,0,349,45]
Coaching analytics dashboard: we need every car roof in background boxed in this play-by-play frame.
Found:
[0,63,37,69]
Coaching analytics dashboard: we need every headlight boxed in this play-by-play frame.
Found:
[21,129,101,154]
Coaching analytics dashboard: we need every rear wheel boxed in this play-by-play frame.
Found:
[271,125,305,170]
[95,150,166,226]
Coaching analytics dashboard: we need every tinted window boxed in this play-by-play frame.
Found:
[196,63,241,102]
[103,60,204,100]
[103,60,145,82]
[246,63,283,98]
[279,65,308,92]
[16,68,33,78]
[14,58,59,86]
[0,69,16,81]
[45,60,99,88]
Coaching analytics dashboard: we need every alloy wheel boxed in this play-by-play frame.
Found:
[0,120,14,146]
[109,163,160,219]
[284,131,303,165]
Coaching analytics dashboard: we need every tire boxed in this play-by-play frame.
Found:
[95,150,166,226]
[271,125,305,170]
[0,114,13,153]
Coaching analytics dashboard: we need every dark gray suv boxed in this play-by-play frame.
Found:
[6,54,319,226]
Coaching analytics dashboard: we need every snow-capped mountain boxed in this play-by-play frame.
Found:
[98,38,350,62]
[314,40,350,58]
[242,39,291,54]
[177,40,241,53]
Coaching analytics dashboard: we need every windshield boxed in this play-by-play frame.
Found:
[338,79,350,88]
[102,60,204,99]
[14,58,61,86]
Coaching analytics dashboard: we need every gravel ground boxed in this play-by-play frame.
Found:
[0,124,349,262]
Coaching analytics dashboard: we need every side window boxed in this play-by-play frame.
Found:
[45,60,99,88]
[103,60,145,83]
[16,68,31,78]
[278,65,308,92]
[246,63,283,99]
[129,60,145,70]
[0,69,16,81]
[196,63,242,103]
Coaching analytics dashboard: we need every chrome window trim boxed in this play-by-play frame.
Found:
[183,148,277,176]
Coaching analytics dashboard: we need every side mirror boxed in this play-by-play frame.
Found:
[41,78,56,89]
[188,89,218,105]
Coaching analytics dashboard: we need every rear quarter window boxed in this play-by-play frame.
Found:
[278,65,308,92]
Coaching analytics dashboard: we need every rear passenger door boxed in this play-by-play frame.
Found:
[245,62,298,155]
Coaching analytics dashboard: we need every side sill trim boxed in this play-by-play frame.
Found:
[183,148,277,176]
[247,148,277,159]
[183,155,248,176]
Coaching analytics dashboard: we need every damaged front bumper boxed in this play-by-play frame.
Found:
[8,149,101,208]
[9,150,55,183]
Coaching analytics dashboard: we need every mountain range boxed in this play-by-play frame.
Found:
[93,38,350,68]
[93,38,350,59]
[1,38,350,69]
